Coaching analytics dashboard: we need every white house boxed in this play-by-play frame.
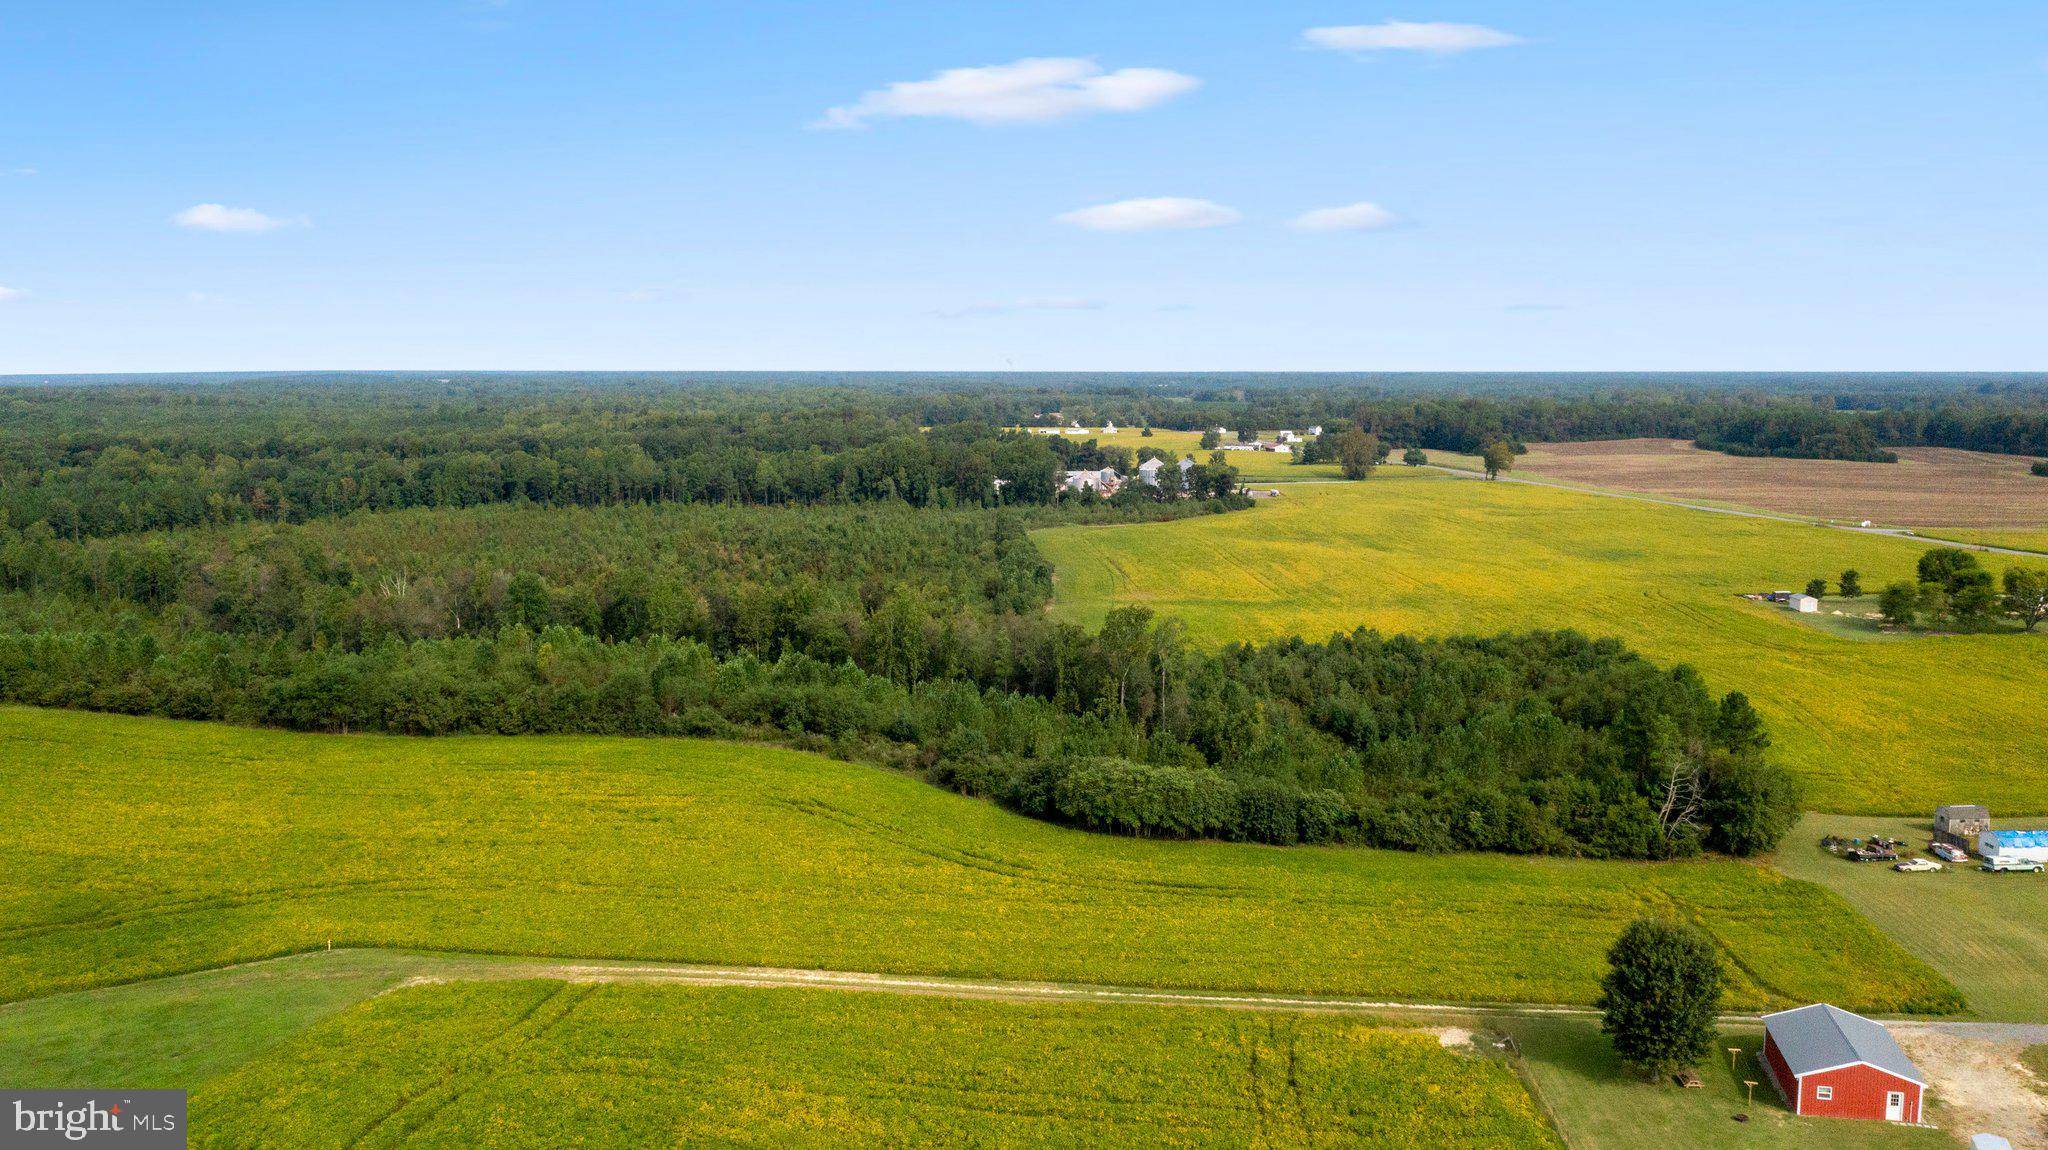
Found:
[1062,467,1120,494]
[1789,594,1821,613]
[1103,420,1117,434]
[1275,430,1303,444]
[1136,458,1164,485]
[1308,425,1323,436]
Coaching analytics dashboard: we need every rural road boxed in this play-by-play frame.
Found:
[1420,464,2048,558]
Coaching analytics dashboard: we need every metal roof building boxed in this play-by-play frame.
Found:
[1761,1004,1924,1123]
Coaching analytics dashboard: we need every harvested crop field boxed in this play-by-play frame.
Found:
[1514,439,2048,529]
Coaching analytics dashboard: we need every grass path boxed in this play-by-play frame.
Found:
[1035,471,2048,814]
[1,949,1955,1150]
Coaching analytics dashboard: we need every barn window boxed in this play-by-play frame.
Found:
[1814,1085,1833,1101]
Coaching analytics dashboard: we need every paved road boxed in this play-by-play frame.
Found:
[1422,464,2048,558]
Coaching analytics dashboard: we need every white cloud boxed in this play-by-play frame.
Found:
[1291,201,1400,231]
[1056,197,1241,231]
[10,167,35,177]
[817,57,1198,129]
[1302,21,1522,54]
[937,296,1106,319]
[0,285,25,302]
[172,203,302,232]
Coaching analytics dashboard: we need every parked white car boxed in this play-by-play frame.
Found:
[1894,857,1942,872]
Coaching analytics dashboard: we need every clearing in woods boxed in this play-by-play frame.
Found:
[1034,471,2048,816]
[1512,438,2048,529]
[0,705,1956,1014]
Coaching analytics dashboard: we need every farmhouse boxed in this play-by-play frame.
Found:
[1934,804,1991,844]
[1761,1004,1924,1124]
[1788,593,1820,613]
[1978,829,2048,865]
[1061,468,1120,495]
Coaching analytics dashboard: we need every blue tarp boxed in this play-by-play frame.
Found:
[1980,830,2048,850]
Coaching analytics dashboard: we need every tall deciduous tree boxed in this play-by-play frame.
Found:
[1481,442,1516,480]
[1598,919,1724,1078]
[1336,429,1380,480]
[2005,566,2048,631]
[1839,569,1862,597]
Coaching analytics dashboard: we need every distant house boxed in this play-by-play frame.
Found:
[1061,467,1120,495]
[1247,488,1283,499]
[1762,1004,1924,1124]
[1934,804,1991,844]
[1220,442,1259,452]
[1308,425,1323,436]
[1103,420,1117,434]
[1275,430,1303,444]
[1789,594,1821,613]
[1136,458,1164,485]
[1979,829,2048,865]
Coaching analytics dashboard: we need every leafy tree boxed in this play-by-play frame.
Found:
[1916,547,1982,591]
[1481,442,1516,480]
[1402,448,1427,466]
[1237,428,1257,444]
[2033,460,2048,478]
[1804,578,1827,600]
[1336,429,1380,481]
[1199,429,1221,450]
[1140,422,1153,438]
[1877,582,1920,628]
[2005,566,2048,631]
[1838,569,1862,597]
[505,570,551,630]
[1597,919,1723,1078]
[1951,577,1999,626]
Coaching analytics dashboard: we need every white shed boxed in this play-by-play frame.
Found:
[1789,594,1821,613]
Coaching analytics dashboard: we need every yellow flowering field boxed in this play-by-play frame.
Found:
[188,980,1562,1149]
[1035,470,2048,814]
[0,705,1956,1013]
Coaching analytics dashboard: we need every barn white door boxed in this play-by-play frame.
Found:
[1885,1091,1905,1121]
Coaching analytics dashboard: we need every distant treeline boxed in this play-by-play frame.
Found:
[6,380,2046,540]
[0,499,1796,859]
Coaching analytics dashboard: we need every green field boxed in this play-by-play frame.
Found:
[1923,527,2048,555]
[0,705,1956,1013]
[1775,813,2048,1022]
[1500,1016,1950,1150]
[7,975,1557,1150]
[1035,471,2048,815]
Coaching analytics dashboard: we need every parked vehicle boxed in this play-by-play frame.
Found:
[1981,857,2045,874]
[1894,857,1941,872]
[1931,842,1969,863]
[1849,846,1898,863]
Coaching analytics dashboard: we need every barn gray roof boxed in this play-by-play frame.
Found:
[1763,1004,1923,1084]
[1937,804,1989,819]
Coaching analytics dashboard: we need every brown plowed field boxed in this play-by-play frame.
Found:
[1516,438,2048,528]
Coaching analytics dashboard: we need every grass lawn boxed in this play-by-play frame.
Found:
[1775,813,2048,1023]
[1033,470,2048,815]
[0,949,432,1088]
[1501,1015,1952,1150]
[0,705,1957,1014]
[182,981,1561,1149]
[1925,527,2048,555]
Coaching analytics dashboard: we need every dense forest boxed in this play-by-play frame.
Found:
[0,487,1795,858]
[7,371,2043,858]
[5,376,2046,540]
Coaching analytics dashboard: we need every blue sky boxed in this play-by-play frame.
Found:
[2,2,2044,372]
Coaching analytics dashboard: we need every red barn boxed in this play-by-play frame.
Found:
[1761,1004,1926,1124]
